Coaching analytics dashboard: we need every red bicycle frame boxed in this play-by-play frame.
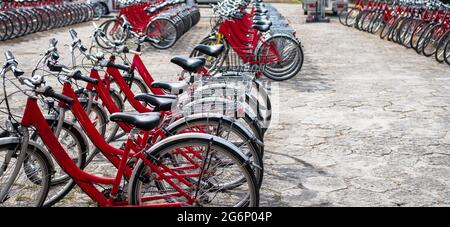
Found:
[111,53,209,94]
[217,14,281,64]
[21,82,207,206]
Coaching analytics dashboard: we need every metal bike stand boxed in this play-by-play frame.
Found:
[306,0,330,23]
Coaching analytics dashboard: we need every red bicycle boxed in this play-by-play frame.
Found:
[190,0,303,81]
[0,51,259,207]
[33,36,264,205]
[87,27,271,140]
[98,0,200,49]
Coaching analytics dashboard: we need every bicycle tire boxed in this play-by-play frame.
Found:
[258,35,304,81]
[435,29,450,63]
[338,7,351,26]
[146,17,178,49]
[346,8,360,27]
[416,22,436,54]
[0,15,7,41]
[166,115,264,188]
[422,24,443,57]
[0,12,14,39]
[0,140,52,207]
[128,133,259,207]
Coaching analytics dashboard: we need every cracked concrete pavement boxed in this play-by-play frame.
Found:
[0,3,449,207]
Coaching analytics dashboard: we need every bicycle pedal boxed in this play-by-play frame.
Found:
[113,189,127,202]
[101,188,112,198]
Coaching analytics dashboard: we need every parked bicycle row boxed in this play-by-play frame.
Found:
[0,0,94,41]
[261,3,297,36]
[190,0,304,81]
[0,0,305,207]
[96,0,303,80]
[98,0,200,49]
[338,0,450,65]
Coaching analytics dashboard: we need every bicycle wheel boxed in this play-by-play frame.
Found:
[380,16,395,39]
[25,8,40,34]
[98,19,128,49]
[33,120,88,207]
[0,12,14,40]
[45,6,58,30]
[16,9,33,35]
[387,17,403,42]
[359,10,374,32]
[29,8,44,32]
[258,35,304,81]
[435,29,450,63]
[53,6,64,28]
[31,119,88,185]
[415,22,435,54]
[0,140,52,207]
[7,11,27,38]
[0,16,7,41]
[128,133,259,207]
[410,20,427,50]
[395,17,411,45]
[354,9,367,30]
[422,24,443,57]
[167,115,264,187]
[393,17,409,44]
[401,18,419,48]
[444,34,450,65]
[368,11,382,34]
[181,95,266,142]
[338,7,351,26]
[62,6,72,27]
[71,4,81,24]
[146,18,178,49]
[345,8,360,27]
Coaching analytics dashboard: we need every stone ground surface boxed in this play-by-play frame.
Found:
[1,4,450,207]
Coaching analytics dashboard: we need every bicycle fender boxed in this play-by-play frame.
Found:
[0,137,56,174]
[145,133,251,164]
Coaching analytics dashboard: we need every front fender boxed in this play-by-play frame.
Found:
[147,133,251,164]
[0,137,56,174]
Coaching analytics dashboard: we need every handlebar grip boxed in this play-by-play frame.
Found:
[11,65,24,77]
[69,29,78,40]
[49,38,58,48]
[71,70,99,84]
[115,63,131,72]
[122,46,141,55]
[4,51,24,77]
[43,87,74,106]
[80,45,88,52]
[128,49,142,55]
[5,51,14,62]
[47,61,65,72]
[108,62,131,72]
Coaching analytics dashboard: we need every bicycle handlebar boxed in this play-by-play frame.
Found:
[1,51,73,106]
[4,51,24,78]
[67,69,99,84]
[69,29,78,40]
[49,38,58,49]
[41,86,74,106]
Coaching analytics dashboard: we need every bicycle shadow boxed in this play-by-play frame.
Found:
[264,57,334,94]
